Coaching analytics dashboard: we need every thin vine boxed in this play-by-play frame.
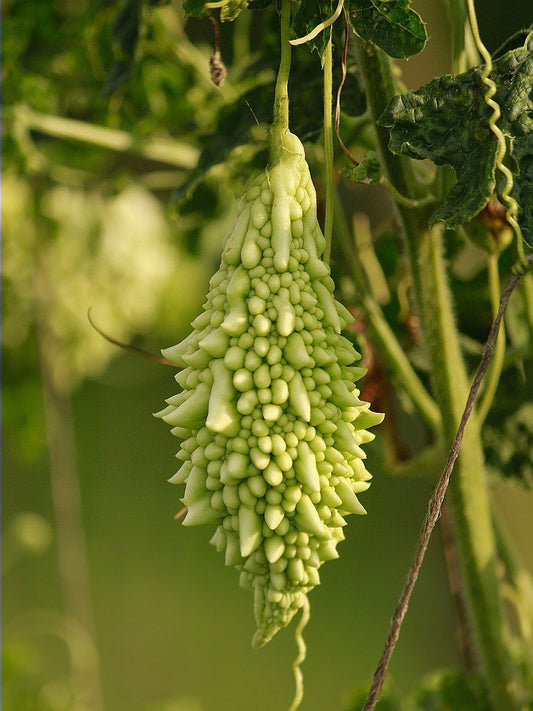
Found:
[362,254,533,711]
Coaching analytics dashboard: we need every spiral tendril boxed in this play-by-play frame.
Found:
[466,0,528,272]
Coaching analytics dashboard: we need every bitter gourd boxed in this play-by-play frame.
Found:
[156,129,383,648]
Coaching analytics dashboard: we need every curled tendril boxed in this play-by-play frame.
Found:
[288,596,310,711]
[466,0,528,271]
[289,0,345,46]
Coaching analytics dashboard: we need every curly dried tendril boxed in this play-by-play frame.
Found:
[466,0,528,271]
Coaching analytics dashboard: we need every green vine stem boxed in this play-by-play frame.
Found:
[477,253,505,424]
[272,0,291,137]
[323,31,334,265]
[10,105,198,169]
[333,188,442,435]
[447,0,479,72]
[522,272,533,346]
[379,175,435,209]
[354,39,519,710]
[36,317,104,711]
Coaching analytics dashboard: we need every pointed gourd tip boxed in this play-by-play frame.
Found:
[251,629,269,649]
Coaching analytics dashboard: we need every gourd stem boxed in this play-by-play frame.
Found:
[354,38,519,711]
[323,32,334,265]
[477,253,505,424]
[273,0,292,133]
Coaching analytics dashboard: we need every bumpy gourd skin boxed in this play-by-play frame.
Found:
[157,131,383,648]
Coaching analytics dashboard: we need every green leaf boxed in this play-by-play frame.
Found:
[220,0,249,20]
[341,150,382,183]
[379,44,533,234]
[346,0,427,59]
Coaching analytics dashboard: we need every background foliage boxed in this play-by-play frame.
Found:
[2,0,532,709]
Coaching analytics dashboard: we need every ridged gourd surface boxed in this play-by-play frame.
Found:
[156,131,383,648]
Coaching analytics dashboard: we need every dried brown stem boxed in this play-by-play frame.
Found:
[87,308,177,367]
[334,10,359,166]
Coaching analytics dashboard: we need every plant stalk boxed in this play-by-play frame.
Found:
[354,39,518,710]
[332,190,442,435]
[477,254,505,424]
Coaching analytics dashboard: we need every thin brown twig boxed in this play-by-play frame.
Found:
[87,308,177,367]
[334,10,359,167]
[362,254,533,711]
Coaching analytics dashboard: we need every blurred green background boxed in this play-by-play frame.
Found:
[2,1,532,710]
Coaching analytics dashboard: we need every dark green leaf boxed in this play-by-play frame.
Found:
[105,0,164,92]
[347,0,427,59]
[104,60,133,94]
[183,0,207,18]
[340,69,367,117]
[341,150,382,183]
[379,44,533,234]
[483,327,533,489]
[114,0,142,55]
[247,0,274,8]
[292,0,334,55]
[412,670,491,711]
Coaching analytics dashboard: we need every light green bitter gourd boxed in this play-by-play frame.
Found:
[156,127,383,649]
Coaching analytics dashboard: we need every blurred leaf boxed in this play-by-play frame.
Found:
[220,0,249,21]
[484,397,533,488]
[342,150,382,183]
[347,0,427,59]
[183,0,207,17]
[412,669,490,710]
[105,0,167,92]
[104,59,134,94]
[113,0,142,55]
[170,84,271,208]
[183,0,249,20]
[379,43,533,233]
